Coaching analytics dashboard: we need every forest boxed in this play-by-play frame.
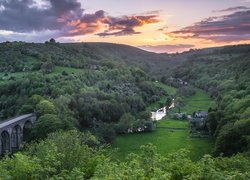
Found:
[0,41,249,179]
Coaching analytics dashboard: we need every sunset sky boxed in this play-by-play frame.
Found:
[0,0,250,53]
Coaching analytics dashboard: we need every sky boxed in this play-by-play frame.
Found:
[0,0,250,53]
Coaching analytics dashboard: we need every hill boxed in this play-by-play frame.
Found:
[0,41,180,76]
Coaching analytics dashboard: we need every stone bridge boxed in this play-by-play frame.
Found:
[0,113,36,156]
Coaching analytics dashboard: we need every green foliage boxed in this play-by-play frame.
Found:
[177,85,196,97]
[214,119,250,156]
[41,61,54,73]
[28,95,45,108]
[95,123,116,143]
[0,153,41,180]
[31,114,65,139]
[25,131,102,178]
[175,96,184,112]
[95,144,250,179]
[18,104,34,114]
[36,100,56,116]
[116,113,135,134]
[165,96,172,107]
[21,130,104,179]
[0,131,249,179]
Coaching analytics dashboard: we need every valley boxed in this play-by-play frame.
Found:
[0,42,249,179]
[0,0,250,178]
[113,85,214,161]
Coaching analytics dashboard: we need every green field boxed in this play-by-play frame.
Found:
[0,71,29,78]
[112,86,214,161]
[178,90,214,114]
[112,117,213,161]
[0,66,82,82]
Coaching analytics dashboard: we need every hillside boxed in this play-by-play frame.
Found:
[0,41,179,76]
[161,44,250,156]
[0,41,249,156]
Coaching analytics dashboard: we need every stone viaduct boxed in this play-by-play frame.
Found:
[0,113,36,156]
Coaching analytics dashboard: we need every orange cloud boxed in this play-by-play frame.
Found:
[64,11,160,37]
[97,15,160,36]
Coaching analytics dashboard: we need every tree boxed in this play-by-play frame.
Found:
[41,61,54,73]
[0,153,41,180]
[36,100,56,116]
[116,113,135,134]
[95,123,116,143]
[28,95,45,108]
[49,38,56,43]
[175,97,184,113]
[19,105,34,114]
[165,96,172,107]
[214,123,248,156]
[206,111,219,136]
[31,114,64,139]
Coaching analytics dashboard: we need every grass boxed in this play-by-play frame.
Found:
[0,72,31,85]
[153,82,177,95]
[112,117,213,161]
[0,66,83,83]
[112,87,214,161]
[45,66,83,77]
[0,71,29,79]
[178,90,214,114]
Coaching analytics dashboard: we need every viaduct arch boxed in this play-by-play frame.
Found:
[0,113,36,156]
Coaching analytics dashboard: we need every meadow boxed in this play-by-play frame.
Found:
[0,66,82,82]
[179,90,215,114]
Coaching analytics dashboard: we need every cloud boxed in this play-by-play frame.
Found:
[65,10,107,36]
[158,26,168,31]
[0,0,160,41]
[169,10,250,43]
[213,6,250,12]
[143,10,162,15]
[0,0,82,32]
[97,15,159,36]
[138,44,195,53]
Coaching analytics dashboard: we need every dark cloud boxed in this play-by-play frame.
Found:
[0,0,159,39]
[169,10,250,42]
[65,10,107,36]
[139,44,195,53]
[98,15,159,36]
[0,0,82,32]
[213,6,250,12]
